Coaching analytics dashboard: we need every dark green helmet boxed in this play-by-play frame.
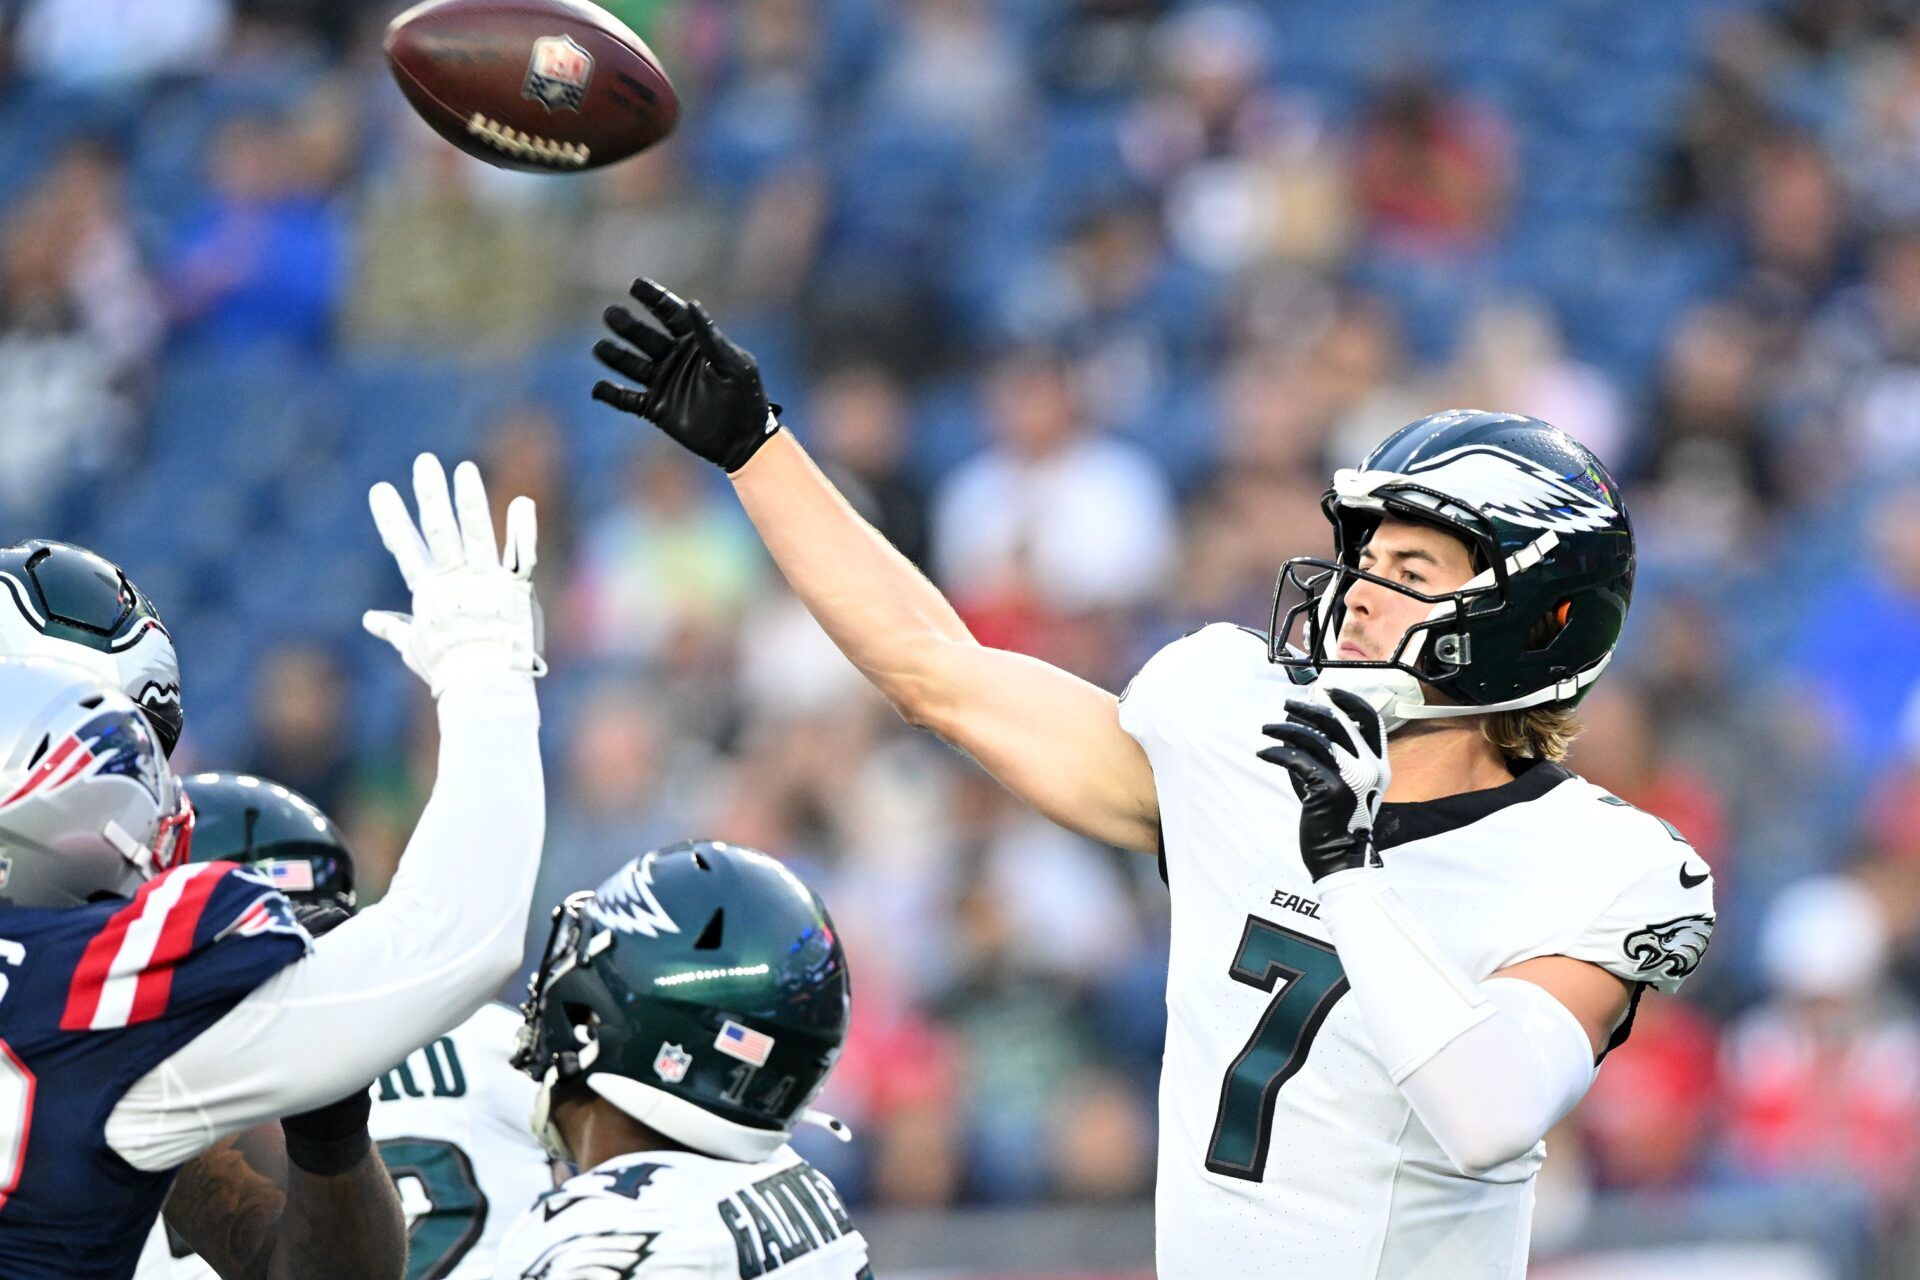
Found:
[514,840,852,1163]
[0,540,183,754]
[184,771,356,913]
[1271,410,1635,726]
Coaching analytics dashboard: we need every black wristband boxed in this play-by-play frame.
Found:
[282,1087,374,1177]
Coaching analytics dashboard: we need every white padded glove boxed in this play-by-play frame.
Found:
[363,453,543,696]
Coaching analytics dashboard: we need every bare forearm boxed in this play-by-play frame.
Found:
[730,431,973,704]
[164,1133,284,1278]
[165,1128,405,1280]
[269,1150,407,1280]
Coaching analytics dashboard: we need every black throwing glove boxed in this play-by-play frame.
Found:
[591,278,779,473]
[1256,688,1392,882]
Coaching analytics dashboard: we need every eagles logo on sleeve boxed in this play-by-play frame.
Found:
[519,1229,660,1279]
[1622,914,1714,982]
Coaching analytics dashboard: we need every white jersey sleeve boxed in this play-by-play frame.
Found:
[106,671,545,1171]
[1118,623,1273,750]
[494,1148,868,1280]
[1557,831,1716,997]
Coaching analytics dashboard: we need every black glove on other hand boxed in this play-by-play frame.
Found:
[1256,688,1392,882]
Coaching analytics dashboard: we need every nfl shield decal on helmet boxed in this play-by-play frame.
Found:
[523,33,593,110]
[653,1042,691,1083]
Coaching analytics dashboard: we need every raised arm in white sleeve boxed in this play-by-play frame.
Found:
[107,455,547,1171]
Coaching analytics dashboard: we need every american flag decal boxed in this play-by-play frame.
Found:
[262,860,315,893]
[715,1020,774,1067]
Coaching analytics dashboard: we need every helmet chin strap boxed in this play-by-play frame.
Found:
[530,1068,574,1163]
[1314,527,1600,733]
[1311,665,1424,734]
[1314,653,1613,733]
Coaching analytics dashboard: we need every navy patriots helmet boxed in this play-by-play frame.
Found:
[183,772,356,915]
[515,840,852,1165]
[1271,410,1635,727]
[0,541,183,756]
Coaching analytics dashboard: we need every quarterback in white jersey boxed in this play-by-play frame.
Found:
[139,773,553,1280]
[499,839,867,1280]
[1120,620,1710,1274]
[589,290,1715,1278]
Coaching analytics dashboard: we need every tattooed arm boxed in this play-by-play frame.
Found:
[163,1121,407,1280]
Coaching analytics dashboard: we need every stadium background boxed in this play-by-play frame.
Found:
[4,0,1920,1273]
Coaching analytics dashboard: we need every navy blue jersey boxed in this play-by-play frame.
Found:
[0,861,309,1278]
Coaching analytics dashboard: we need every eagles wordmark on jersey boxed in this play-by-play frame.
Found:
[1120,622,1714,1278]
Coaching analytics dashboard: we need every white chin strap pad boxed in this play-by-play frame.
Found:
[531,1068,571,1162]
[1312,666,1426,734]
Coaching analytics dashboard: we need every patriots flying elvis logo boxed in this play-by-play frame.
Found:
[0,708,160,810]
[1398,445,1618,534]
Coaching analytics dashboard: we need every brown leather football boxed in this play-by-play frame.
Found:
[383,0,679,173]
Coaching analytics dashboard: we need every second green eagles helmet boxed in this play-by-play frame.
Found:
[184,772,356,913]
[0,540,184,755]
[515,840,852,1163]
[1271,410,1635,727]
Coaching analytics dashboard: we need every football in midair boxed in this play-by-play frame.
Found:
[383,0,679,173]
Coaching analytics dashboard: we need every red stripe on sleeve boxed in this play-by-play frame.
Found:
[124,868,229,1026]
[60,872,168,1032]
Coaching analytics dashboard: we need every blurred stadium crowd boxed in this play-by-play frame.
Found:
[4,0,1920,1266]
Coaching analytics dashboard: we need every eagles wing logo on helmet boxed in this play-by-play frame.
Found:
[1400,445,1618,534]
[1622,913,1715,981]
[587,854,680,938]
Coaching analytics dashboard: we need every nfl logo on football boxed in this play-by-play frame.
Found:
[653,1042,691,1083]
[523,33,593,111]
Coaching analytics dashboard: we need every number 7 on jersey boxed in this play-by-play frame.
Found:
[1206,916,1349,1181]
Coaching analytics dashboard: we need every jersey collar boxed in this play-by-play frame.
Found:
[1374,760,1574,851]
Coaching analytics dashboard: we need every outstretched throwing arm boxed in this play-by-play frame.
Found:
[592,280,1160,854]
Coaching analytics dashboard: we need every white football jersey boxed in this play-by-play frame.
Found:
[141,1002,551,1280]
[492,1146,870,1280]
[1118,624,1715,1280]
